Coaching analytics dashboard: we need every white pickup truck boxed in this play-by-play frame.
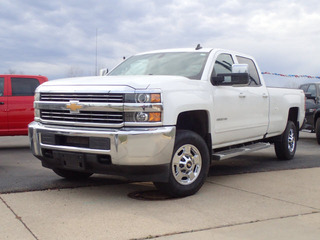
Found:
[28,47,305,197]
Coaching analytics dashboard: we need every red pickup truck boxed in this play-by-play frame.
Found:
[0,75,48,136]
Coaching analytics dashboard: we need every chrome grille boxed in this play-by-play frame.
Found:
[40,93,124,103]
[40,110,123,124]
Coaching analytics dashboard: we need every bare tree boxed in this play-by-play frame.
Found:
[6,69,24,74]
[66,66,84,77]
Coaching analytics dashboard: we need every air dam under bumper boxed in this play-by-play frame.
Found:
[28,122,176,182]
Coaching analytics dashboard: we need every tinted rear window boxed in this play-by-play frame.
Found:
[0,77,4,96]
[11,78,40,96]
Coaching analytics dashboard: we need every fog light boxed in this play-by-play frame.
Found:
[135,112,149,122]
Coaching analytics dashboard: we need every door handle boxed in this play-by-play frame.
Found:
[262,93,268,98]
[0,102,4,105]
[239,93,246,98]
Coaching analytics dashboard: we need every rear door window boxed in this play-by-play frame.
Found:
[236,56,261,86]
[0,77,4,96]
[307,84,316,98]
[11,78,40,96]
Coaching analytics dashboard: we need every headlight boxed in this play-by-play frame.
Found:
[125,93,161,103]
[124,92,162,125]
[34,109,40,120]
[34,92,40,101]
[34,92,40,121]
[136,93,150,103]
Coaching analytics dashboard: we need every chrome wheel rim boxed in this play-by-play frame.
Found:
[288,128,295,153]
[172,144,202,185]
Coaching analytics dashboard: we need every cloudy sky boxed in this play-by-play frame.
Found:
[1,0,320,86]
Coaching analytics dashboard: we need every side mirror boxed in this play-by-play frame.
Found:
[305,92,317,101]
[99,68,108,76]
[305,92,312,99]
[211,64,249,86]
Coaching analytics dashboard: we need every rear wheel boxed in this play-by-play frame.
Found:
[315,118,320,144]
[154,130,210,198]
[53,168,93,180]
[274,121,297,160]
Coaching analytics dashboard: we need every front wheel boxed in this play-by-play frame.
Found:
[274,120,297,160]
[154,130,210,198]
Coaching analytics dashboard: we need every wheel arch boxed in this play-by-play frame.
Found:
[288,107,298,126]
[176,110,212,157]
[288,107,300,139]
[313,109,320,128]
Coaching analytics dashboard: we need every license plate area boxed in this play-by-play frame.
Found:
[53,151,85,170]
[57,136,89,148]
[41,134,110,150]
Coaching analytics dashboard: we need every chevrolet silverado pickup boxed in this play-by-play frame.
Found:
[28,47,305,197]
[0,75,48,136]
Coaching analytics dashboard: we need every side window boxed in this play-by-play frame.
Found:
[211,54,234,84]
[307,84,316,98]
[236,56,261,86]
[11,78,40,96]
[212,54,234,77]
[300,85,309,93]
[0,77,4,96]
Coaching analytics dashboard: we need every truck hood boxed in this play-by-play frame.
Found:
[42,75,193,91]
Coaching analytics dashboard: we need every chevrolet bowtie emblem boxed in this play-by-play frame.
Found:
[66,101,83,113]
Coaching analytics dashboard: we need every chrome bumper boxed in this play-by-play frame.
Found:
[28,121,175,166]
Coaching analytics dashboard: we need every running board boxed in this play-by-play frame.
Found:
[212,142,271,161]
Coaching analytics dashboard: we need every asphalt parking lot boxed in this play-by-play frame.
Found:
[1,132,320,239]
[1,132,320,194]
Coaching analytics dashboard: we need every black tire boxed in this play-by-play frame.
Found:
[274,121,297,160]
[53,168,93,180]
[153,130,210,198]
[315,118,320,144]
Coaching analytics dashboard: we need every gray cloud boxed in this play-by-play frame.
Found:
[1,0,320,83]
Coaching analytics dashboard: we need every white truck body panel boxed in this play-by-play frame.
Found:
[267,87,305,135]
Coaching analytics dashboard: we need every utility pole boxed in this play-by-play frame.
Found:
[95,28,98,76]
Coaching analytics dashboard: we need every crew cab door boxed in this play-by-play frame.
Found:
[0,77,8,135]
[7,77,40,135]
[211,53,269,145]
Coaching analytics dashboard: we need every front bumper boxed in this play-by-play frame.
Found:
[28,122,175,182]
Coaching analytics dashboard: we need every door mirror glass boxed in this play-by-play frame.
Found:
[232,64,248,74]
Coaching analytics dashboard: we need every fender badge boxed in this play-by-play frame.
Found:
[216,118,228,121]
[66,101,83,113]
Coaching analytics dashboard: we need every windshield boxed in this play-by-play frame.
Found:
[108,52,209,80]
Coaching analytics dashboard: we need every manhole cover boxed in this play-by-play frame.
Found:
[128,190,173,201]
